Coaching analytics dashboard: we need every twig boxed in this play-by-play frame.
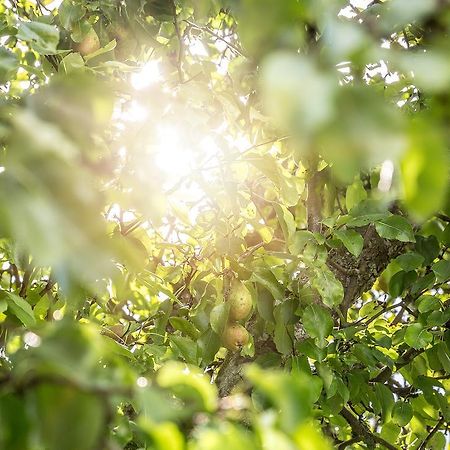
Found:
[340,407,398,450]
[418,416,444,450]
[172,1,184,83]
[184,20,246,57]
[337,437,360,450]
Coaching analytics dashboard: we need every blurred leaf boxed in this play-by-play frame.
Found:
[138,418,185,450]
[293,421,332,450]
[2,291,36,327]
[401,124,448,220]
[0,393,31,450]
[17,21,60,55]
[29,383,105,450]
[58,1,85,30]
[245,365,321,433]
[60,52,85,73]
[191,423,259,450]
[0,47,19,84]
[261,52,335,134]
[157,361,217,413]
[346,178,367,212]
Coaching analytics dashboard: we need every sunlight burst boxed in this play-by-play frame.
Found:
[131,60,161,90]
[154,125,193,178]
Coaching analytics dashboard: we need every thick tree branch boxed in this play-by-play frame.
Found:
[306,168,322,233]
[328,224,406,320]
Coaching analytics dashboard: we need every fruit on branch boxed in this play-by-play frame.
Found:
[73,28,100,56]
[228,280,253,322]
[221,323,250,351]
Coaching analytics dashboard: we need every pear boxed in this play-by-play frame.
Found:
[222,323,249,351]
[229,280,253,322]
[74,28,100,56]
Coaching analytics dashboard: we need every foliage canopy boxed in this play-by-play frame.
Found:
[0,0,449,449]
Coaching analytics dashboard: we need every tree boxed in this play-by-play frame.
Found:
[0,0,449,448]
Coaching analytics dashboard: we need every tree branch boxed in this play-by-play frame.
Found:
[418,416,444,450]
[340,407,398,450]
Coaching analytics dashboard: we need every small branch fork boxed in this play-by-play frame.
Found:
[340,407,397,450]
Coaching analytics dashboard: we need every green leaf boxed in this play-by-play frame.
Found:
[197,329,220,365]
[33,294,50,320]
[274,301,296,355]
[2,291,36,327]
[388,270,417,298]
[169,335,198,364]
[0,298,7,314]
[245,365,321,432]
[70,18,91,42]
[375,215,415,242]
[288,230,315,255]
[145,0,175,20]
[334,229,364,257]
[415,235,440,266]
[374,383,394,421]
[392,401,413,426]
[251,269,284,301]
[58,1,85,30]
[169,317,200,340]
[401,124,449,220]
[395,252,424,271]
[138,419,185,450]
[274,321,293,355]
[84,39,116,62]
[353,343,377,367]
[209,303,229,336]
[30,384,105,450]
[0,47,19,84]
[345,178,367,211]
[296,338,327,362]
[255,287,275,322]
[346,199,388,227]
[416,295,441,314]
[274,204,296,243]
[312,266,344,307]
[157,361,217,413]
[302,304,333,348]
[60,52,85,73]
[432,260,450,283]
[0,393,31,449]
[17,21,60,55]
[404,323,433,349]
[436,342,450,373]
